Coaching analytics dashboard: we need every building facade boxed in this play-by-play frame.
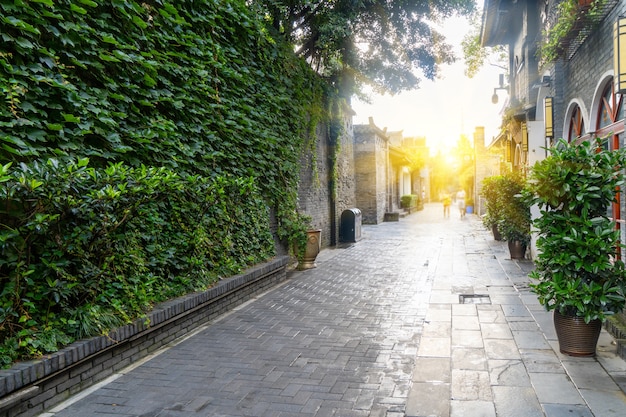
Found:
[482,0,626,352]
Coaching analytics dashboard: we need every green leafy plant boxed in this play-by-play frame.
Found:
[481,173,530,243]
[497,172,530,244]
[538,0,607,64]
[481,175,504,230]
[0,158,274,365]
[401,195,418,209]
[0,0,333,366]
[524,138,626,323]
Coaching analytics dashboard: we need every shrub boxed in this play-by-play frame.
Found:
[0,158,274,366]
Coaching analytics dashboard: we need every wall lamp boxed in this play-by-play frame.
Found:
[544,97,554,139]
[614,16,626,94]
[491,74,507,104]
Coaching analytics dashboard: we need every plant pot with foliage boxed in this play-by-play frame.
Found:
[279,211,321,270]
[492,172,530,258]
[481,175,505,240]
[524,139,626,356]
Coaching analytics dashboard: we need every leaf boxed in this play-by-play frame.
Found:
[98,53,121,63]
[62,114,80,123]
[102,35,119,45]
[78,0,98,7]
[70,4,87,14]
[3,16,41,35]
[16,37,35,49]
[143,73,157,87]
[132,15,148,29]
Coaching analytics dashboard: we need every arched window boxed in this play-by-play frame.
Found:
[594,79,625,257]
[567,104,585,141]
[596,81,623,138]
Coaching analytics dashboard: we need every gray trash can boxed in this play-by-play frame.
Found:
[340,208,362,243]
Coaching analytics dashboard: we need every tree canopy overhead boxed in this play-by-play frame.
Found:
[255,0,476,96]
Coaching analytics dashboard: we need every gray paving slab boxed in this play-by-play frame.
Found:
[37,204,626,417]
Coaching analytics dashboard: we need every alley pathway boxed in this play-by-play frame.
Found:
[40,203,626,416]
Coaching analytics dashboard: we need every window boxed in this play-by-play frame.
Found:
[567,104,585,141]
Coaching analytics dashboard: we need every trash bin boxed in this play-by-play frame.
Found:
[340,208,362,243]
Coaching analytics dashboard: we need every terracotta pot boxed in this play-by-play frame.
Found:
[554,310,601,357]
[507,240,526,259]
[297,229,321,270]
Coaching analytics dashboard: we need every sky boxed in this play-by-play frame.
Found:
[350,9,508,154]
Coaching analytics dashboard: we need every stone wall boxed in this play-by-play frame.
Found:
[297,106,357,247]
[0,257,289,417]
[354,124,390,224]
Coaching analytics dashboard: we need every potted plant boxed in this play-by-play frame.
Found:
[524,138,626,356]
[481,175,504,240]
[279,211,321,270]
[497,172,531,259]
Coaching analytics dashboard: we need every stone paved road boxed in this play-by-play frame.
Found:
[42,203,626,417]
[44,203,463,417]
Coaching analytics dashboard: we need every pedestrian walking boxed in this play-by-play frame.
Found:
[442,193,451,218]
[456,189,466,218]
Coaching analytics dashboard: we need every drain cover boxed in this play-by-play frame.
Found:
[459,294,491,304]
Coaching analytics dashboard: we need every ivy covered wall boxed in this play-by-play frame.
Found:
[0,0,328,365]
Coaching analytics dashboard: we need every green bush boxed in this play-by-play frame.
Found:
[525,139,626,323]
[0,158,274,366]
[400,194,418,209]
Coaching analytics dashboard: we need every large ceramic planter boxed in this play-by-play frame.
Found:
[507,240,526,260]
[554,310,602,357]
[297,229,321,270]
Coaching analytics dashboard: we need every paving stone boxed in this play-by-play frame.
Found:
[512,330,552,349]
[450,400,496,417]
[488,359,531,386]
[542,403,594,417]
[483,339,521,360]
[411,357,451,383]
[452,315,480,330]
[451,329,484,348]
[451,348,487,371]
[417,337,451,358]
[405,382,450,417]
[451,369,491,401]
[480,323,513,339]
[529,372,585,405]
[492,386,543,417]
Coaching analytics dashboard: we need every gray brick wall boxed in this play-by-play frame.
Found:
[354,125,390,224]
[297,107,357,247]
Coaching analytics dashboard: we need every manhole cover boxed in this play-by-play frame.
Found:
[459,294,491,304]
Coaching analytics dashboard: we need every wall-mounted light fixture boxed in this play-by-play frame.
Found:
[614,16,626,93]
[531,76,552,89]
[491,74,508,104]
[544,97,554,139]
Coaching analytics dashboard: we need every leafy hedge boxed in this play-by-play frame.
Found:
[0,159,274,367]
[0,0,327,365]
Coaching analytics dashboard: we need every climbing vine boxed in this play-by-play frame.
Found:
[0,0,328,365]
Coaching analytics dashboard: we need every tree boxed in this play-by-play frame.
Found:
[253,0,475,97]
[461,12,507,78]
